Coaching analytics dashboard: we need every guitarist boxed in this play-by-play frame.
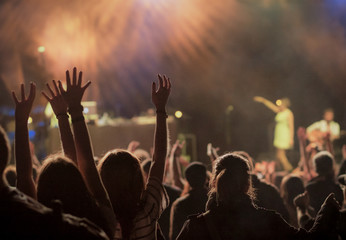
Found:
[307,108,340,150]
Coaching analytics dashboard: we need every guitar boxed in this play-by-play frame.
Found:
[307,129,329,148]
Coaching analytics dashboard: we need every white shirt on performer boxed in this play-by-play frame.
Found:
[307,120,340,141]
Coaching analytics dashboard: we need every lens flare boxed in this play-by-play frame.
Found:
[175,110,183,119]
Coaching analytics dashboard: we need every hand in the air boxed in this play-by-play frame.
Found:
[42,80,68,116]
[58,67,91,109]
[12,83,36,121]
[152,74,171,111]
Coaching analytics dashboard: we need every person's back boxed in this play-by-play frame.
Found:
[0,185,109,240]
[178,201,303,240]
[306,151,344,213]
[36,155,113,237]
[0,125,108,239]
[252,174,289,221]
[306,177,343,213]
[178,153,340,240]
[170,162,208,240]
[280,175,305,227]
[171,187,208,239]
[159,183,181,239]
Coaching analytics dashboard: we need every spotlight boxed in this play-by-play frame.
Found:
[276,99,282,106]
[37,46,45,53]
[28,117,33,124]
[175,110,183,119]
[225,105,234,113]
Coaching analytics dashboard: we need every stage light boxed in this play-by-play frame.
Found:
[276,99,282,106]
[225,105,234,113]
[28,117,33,124]
[175,110,183,119]
[37,46,45,53]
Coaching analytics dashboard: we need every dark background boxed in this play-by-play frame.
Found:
[0,0,345,162]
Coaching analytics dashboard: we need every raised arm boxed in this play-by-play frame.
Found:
[127,140,140,153]
[253,96,280,113]
[12,83,36,198]
[323,132,334,156]
[169,140,186,189]
[207,143,219,168]
[149,75,171,182]
[42,80,77,164]
[294,191,313,229]
[297,127,312,180]
[58,68,110,207]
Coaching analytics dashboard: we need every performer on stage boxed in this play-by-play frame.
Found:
[254,96,294,171]
[306,108,340,149]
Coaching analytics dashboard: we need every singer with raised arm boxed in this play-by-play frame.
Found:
[254,96,294,171]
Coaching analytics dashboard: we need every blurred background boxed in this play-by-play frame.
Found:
[0,0,345,164]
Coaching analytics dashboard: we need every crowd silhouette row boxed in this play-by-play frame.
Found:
[0,67,345,239]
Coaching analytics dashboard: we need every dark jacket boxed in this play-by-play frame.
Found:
[306,177,344,213]
[177,197,339,240]
[170,187,208,240]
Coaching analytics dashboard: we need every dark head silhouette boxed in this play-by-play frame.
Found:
[185,162,207,189]
[98,149,145,240]
[211,153,255,208]
[313,151,335,179]
[37,155,94,217]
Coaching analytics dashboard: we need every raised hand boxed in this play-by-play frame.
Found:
[207,143,220,161]
[297,127,306,141]
[43,80,77,163]
[172,140,185,157]
[294,191,310,209]
[42,80,68,117]
[152,74,171,111]
[58,67,91,109]
[12,82,36,199]
[127,140,140,153]
[150,75,172,182]
[12,83,36,121]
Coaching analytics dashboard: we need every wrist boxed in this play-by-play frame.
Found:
[297,206,307,213]
[56,112,69,119]
[15,116,29,124]
[156,109,168,118]
[71,115,85,124]
[68,104,84,115]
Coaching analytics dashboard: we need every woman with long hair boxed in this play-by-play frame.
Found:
[98,75,171,240]
[178,153,340,240]
[12,70,116,238]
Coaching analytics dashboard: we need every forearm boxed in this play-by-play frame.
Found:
[299,141,311,177]
[57,115,77,164]
[171,155,185,190]
[296,206,315,230]
[262,99,279,113]
[70,110,109,204]
[15,120,36,198]
[150,113,168,182]
[325,138,334,155]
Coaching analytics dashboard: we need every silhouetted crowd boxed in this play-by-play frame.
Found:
[0,68,345,239]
